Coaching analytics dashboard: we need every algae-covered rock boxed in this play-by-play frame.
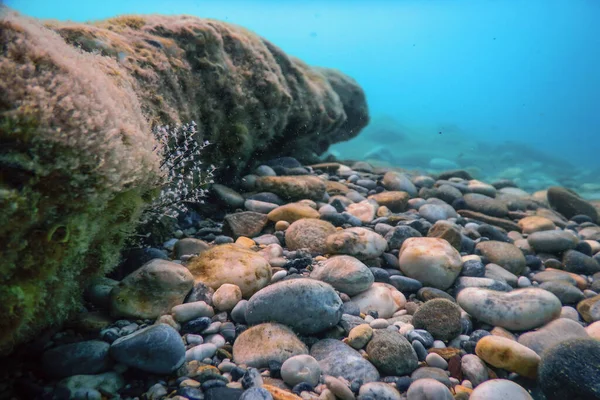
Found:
[0,11,161,354]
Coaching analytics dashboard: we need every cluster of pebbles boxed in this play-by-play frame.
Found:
[7,157,600,400]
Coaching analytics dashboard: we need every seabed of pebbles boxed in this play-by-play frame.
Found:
[5,158,600,400]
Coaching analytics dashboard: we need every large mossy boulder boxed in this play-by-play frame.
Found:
[0,12,161,354]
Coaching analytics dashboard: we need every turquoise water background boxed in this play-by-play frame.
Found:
[7,0,600,195]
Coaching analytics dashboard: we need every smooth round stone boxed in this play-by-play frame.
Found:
[412,299,462,341]
[324,376,354,400]
[110,324,185,374]
[463,193,508,217]
[417,287,455,303]
[426,221,462,250]
[399,237,462,290]
[411,367,451,387]
[527,230,579,253]
[418,203,458,223]
[369,191,410,212]
[518,318,588,355]
[457,288,562,331]
[41,340,111,378]
[231,300,248,324]
[426,353,448,369]
[245,278,342,335]
[385,225,423,251]
[172,301,215,323]
[485,263,518,287]
[213,184,245,208]
[285,218,337,254]
[212,284,243,311]
[577,294,600,322]
[351,282,406,318]
[547,186,599,221]
[475,241,526,275]
[532,270,578,286]
[461,259,486,277]
[311,255,374,296]
[469,379,533,400]
[240,387,274,400]
[389,276,423,294]
[186,244,272,298]
[280,355,321,387]
[359,382,401,400]
[366,330,419,376]
[562,249,600,275]
[454,276,512,293]
[382,171,418,197]
[468,180,497,197]
[407,378,453,400]
[408,329,435,348]
[518,216,556,234]
[539,281,584,304]
[347,324,374,349]
[205,334,226,348]
[517,276,532,287]
[110,259,194,319]
[185,343,217,362]
[270,270,287,283]
[233,323,308,368]
[460,354,488,387]
[244,199,279,214]
[475,336,540,378]
[412,340,428,361]
[560,305,580,321]
[539,338,600,400]
[311,339,380,383]
[326,227,387,260]
[370,318,390,329]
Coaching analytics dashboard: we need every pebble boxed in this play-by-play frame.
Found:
[351,283,405,318]
[311,339,380,383]
[539,281,584,304]
[463,193,508,217]
[369,191,410,212]
[366,330,418,376]
[323,376,354,400]
[457,287,562,330]
[539,338,600,400]
[517,216,556,234]
[285,218,337,254]
[369,318,389,329]
[213,284,243,311]
[406,378,453,400]
[485,263,518,287]
[398,237,462,290]
[41,340,111,378]
[233,323,308,368]
[475,241,526,275]
[245,199,280,214]
[326,227,387,260]
[281,355,321,387]
[358,382,401,400]
[547,186,599,221]
[518,318,589,355]
[186,244,272,298]
[57,372,125,398]
[412,298,462,341]
[426,353,448,369]
[382,171,417,196]
[224,212,269,238]
[527,230,579,253]
[469,379,533,400]
[240,387,274,400]
[311,255,374,296]
[517,276,532,287]
[418,203,458,223]
[475,335,541,378]
[346,200,378,223]
[110,324,186,374]
[410,366,452,387]
[245,278,342,335]
[460,354,488,386]
[577,294,600,322]
[385,225,422,251]
[110,259,194,319]
[562,249,600,275]
[461,259,486,277]
[172,301,215,322]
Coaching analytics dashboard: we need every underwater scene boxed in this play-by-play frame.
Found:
[1,0,600,399]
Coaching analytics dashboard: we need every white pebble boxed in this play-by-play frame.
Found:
[205,334,226,348]
[281,355,321,387]
[426,353,448,369]
[202,321,222,335]
[370,318,390,329]
[185,343,217,361]
[433,340,446,348]
[271,270,288,283]
[185,334,204,345]
[517,276,532,287]
[172,301,214,323]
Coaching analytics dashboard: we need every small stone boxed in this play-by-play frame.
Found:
[457,288,562,331]
[539,281,584,304]
[382,171,417,197]
[406,378,453,400]
[172,301,215,323]
[577,294,600,322]
[275,220,290,231]
[351,282,405,318]
[475,241,526,275]
[174,238,211,258]
[224,211,269,238]
[426,353,448,369]
[485,263,518,287]
[463,193,508,217]
[518,318,588,355]
[538,338,600,400]
[358,382,401,400]
[268,203,320,223]
[326,227,387,260]
[240,387,274,400]
[285,219,337,254]
[347,324,374,349]
[110,324,185,374]
[346,200,378,223]
[246,278,342,335]
[517,216,556,234]
[411,366,452,387]
[427,220,462,250]
[460,354,488,387]
[475,335,540,378]
[366,330,418,376]
[469,379,533,400]
[369,191,410,212]
[563,250,600,275]
[418,203,458,223]
[213,284,243,311]
[42,340,110,378]
[412,299,462,341]
[245,199,279,214]
[370,318,389,329]
[323,376,354,400]
[233,323,308,368]
[256,175,326,201]
[527,230,579,253]
[311,339,380,383]
[110,259,194,319]
[310,255,374,296]
[281,355,321,387]
[547,186,598,222]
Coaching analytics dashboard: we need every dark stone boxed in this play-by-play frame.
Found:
[461,318,473,335]
[575,241,593,256]
[350,379,363,393]
[384,225,422,251]
[230,366,247,381]
[41,340,111,378]
[283,257,313,270]
[417,287,455,303]
[202,379,228,390]
[547,187,598,222]
[110,324,185,374]
[310,339,380,382]
[341,301,361,316]
[492,179,517,189]
[469,329,491,343]
[266,157,303,169]
[405,220,432,236]
[526,255,543,270]
[461,259,486,277]
[240,387,274,400]
[540,281,585,304]
[477,224,511,242]
[389,276,422,294]
[460,234,476,254]
[292,382,314,395]
[181,317,212,335]
[366,330,418,376]
[178,387,204,400]
[330,198,347,213]
[268,360,282,379]
[437,170,473,181]
[320,212,348,227]
[412,340,428,361]
[214,235,235,244]
[204,387,244,400]
[241,368,263,389]
[369,267,390,283]
[539,338,600,400]
[571,214,593,224]
[563,250,600,275]
[246,192,284,205]
[407,329,434,348]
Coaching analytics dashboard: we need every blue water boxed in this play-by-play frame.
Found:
[7,0,600,194]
